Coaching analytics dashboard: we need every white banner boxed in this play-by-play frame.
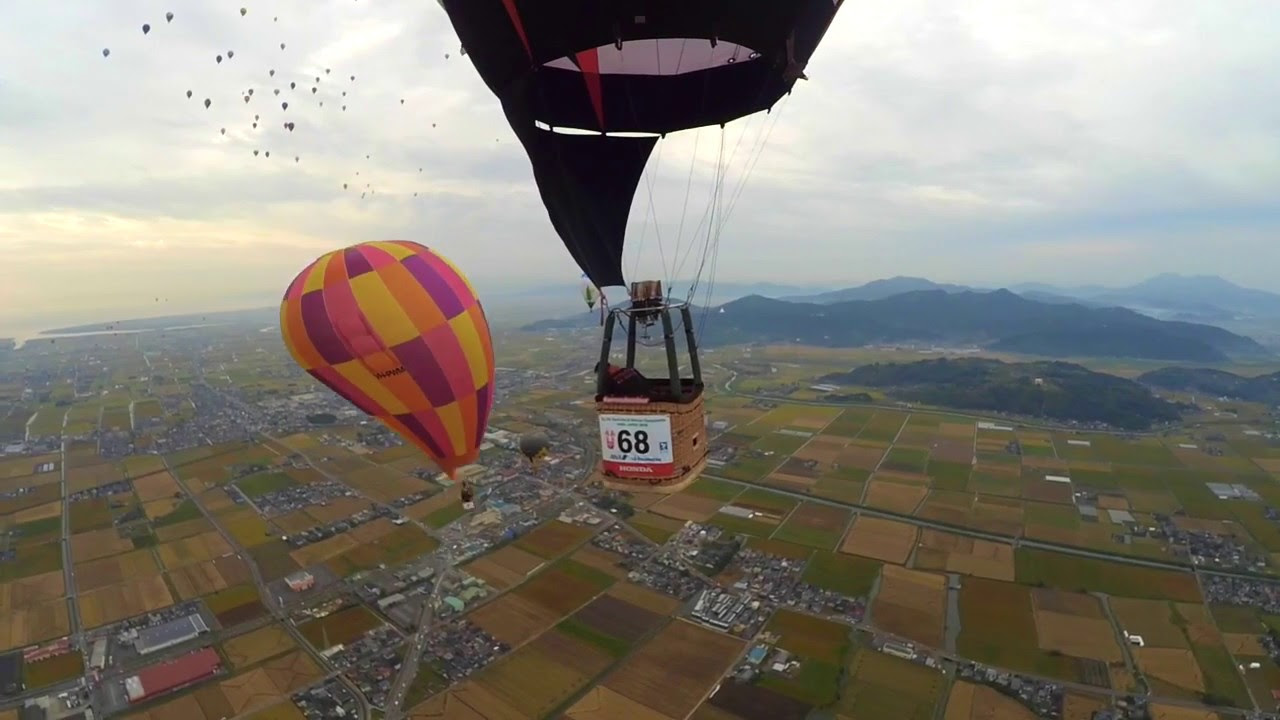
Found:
[598,413,674,476]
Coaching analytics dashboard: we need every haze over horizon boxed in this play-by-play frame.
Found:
[2,1,1278,334]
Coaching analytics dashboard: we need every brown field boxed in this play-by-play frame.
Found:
[515,520,595,559]
[574,595,665,646]
[651,494,724,522]
[75,549,160,591]
[1062,693,1108,720]
[345,466,432,503]
[1221,633,1263,656]
[241,700,306,720]
[477,636,609,718]
[289,532,358,567]
[1134,648,1204,691]
[1174,603,1222,647]
[1021,455,1069,471]
[874,469,931,485]
[69,527,135,563]
[169,558,237,599]
[626,491,668,510]
[946,681,1036,720]
[1150,706,1222,720]
[930,438,974,464]
[913,529,1014,581]
[566,685,673,720]
[444,682,526,720]
[199,489,237,514]
[401,492,456,522]
[1096,494,1130,511]
[225,624,297,669]
[840,516,918,564]
[533,629,615,677]
[407,692,489,719]
[142,497,181,520]
[469,593,559,646]
[157,531,233,570]
[1109,598,1188,648]
[271,510,318,535]
[516,565,610,617]
[154,517,214,542]
[221,509,273,547]
[872,565,947,647]
[836,443,888,470]
[569,545,628,578]
[1034,611,1123,662]
[608,581,682,616]
[939,422,975,438]
[304,497,369,524]
[133,471,182,502]
[0,598,69,650]
[1023,479,1073,504]
[604,619,744,720]
[11,500,60,524]
[0,570,65,612]
[464,545,548,590]
[1031,589,1105,619]
[78,574,174,628]
[66,462,123,492]
[864,480,928,514]
[794,436,847,464]
[219,651,323,716]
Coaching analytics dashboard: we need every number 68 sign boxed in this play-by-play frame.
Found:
[598,414,675,478]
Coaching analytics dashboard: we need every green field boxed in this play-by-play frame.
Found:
[236,471,297,498]
[1013,549,1202,602]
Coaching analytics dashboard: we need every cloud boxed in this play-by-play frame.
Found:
[1,0,1279,332]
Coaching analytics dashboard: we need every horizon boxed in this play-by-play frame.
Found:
[3,2,1279,333]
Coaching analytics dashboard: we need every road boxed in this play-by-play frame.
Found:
[382,559,451,720]
[57,437,83,648]
[164,457,369,720]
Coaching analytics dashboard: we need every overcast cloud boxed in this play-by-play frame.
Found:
[1,0,1278,332]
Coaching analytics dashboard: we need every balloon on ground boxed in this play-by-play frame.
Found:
[279,241,496,479]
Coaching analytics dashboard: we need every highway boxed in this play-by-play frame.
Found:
[57,436,83,649]
[381,559,450,720]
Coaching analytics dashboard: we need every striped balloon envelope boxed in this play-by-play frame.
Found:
[280,241,495,478]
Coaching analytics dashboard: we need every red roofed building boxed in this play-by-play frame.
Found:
[125,647,221,703]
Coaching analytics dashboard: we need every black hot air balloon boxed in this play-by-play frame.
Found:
[142,24,151,35]
[166,12,174,22]
[519,434,550,466]
[436,0,842,289]
[203,98,211,109]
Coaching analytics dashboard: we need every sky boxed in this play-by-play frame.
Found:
[1,0,1279,334]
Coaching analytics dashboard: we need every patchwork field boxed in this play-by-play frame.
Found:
[78,573,174,628]
[840,516,918,564]
[463,545,547,590]
[514,520,596,560]
[595,619,744,720]
[771,501,850,550]
[913,529,1014,581]
[836,642,943,720]
[871,565,946,647]
[945,681,1037,720]
[225,624,298,669]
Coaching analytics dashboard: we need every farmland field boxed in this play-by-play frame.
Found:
[836,641,943,720]
[514,520,596,559]
[757,610,851,706]
[840,516,917,564]
[1014,549,1202,602]
[601,619,744,720]
[871,565,946,647]
[913,529,1014,581]
[771,501,851,550]
[297,605,381,651]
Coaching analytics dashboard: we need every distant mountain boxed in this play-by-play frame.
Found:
[782,276,971,303]
[1013,274,1280,322]
[524,289,1271,362]
[821,358,1182,430]
[1139,367,1280,406]
[42,306,277,334]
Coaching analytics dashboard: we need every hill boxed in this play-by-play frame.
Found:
[821,358,1182,430]
[782,276,971,303]
[1139,367,1280,406]
[525,290,1269,361]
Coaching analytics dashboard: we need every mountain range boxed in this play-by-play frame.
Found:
[1139,367,1280,406]
[785,274,1280,347]
[525,288,1271,362]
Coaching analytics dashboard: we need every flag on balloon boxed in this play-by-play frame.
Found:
[280,241,495,478]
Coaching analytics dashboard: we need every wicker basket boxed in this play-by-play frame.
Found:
[597,393,709,494]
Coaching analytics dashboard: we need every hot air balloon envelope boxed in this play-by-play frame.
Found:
[519,434,550,463]
[280,241,496,478]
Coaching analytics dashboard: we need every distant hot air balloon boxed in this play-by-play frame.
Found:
[280,241,496,479]
[165,12,174,22]
[519,434,550,466]
[102,48,110,57]
[141,24,151,35]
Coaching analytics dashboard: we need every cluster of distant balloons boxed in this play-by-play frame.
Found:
[102,4,459,199]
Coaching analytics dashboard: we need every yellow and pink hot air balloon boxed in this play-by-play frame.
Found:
[280,241,495,479]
